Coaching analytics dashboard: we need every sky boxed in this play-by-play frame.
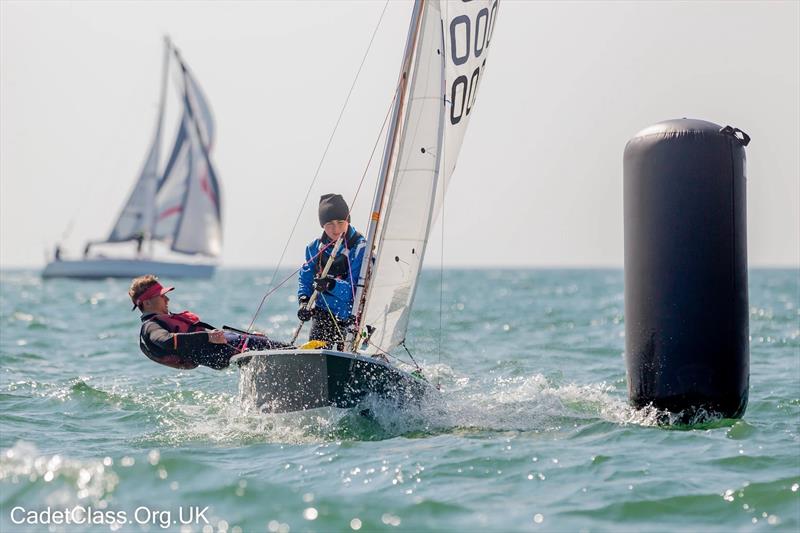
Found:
[1,0,798,269]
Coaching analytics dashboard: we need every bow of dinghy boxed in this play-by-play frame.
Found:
[234,349,436,414]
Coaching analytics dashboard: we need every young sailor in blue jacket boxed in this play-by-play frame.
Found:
[130,275,288,370]
[297,194,366,348]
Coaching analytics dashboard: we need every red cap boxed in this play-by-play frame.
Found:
[132,282,174,311]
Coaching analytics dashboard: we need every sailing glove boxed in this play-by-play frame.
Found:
[313,275,336,293]
[297,296,312,322]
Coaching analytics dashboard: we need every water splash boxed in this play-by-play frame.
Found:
[0,442,119,507]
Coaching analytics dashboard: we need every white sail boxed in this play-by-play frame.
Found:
[151,115,191,242]
[171,89,223,256]
[107,41,221,257]
[106,132,162,242]
[107,41,170,243]
[358,0,498,355]
[185,66,216,148]
[439,0,498,200]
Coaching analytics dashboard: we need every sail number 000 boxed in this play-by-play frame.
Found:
[448,1,498,125]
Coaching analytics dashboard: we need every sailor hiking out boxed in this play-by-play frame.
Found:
[297,194,366,348]
[130,275,288,370]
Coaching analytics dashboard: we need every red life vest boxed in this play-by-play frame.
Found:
[141,311,212,369]
[151,311,208,333]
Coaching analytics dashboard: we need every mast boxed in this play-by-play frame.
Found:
[143,36,171,257]
[348,0,427,351]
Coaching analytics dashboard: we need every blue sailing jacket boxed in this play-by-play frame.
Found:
[298,225,366,320]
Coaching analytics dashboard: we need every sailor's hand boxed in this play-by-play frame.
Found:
[313,275,336,293]
[297,307,312,322]
[208,329,227,344]
[297,296,312,322]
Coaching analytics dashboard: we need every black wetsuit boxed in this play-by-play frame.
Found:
[307,310,350,350]
[139,313,288,370]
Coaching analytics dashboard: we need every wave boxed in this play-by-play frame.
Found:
[0,442,119,508]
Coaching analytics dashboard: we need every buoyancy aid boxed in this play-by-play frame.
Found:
[140,311,215,369]
[150,311,214,333]
[316,229,364,279]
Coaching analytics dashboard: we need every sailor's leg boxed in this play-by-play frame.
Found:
[244,334,291,350]
[308,313,347,350]
[188,343,238,370]
[309,314,335,345]
[224,332,243,345]
[224,331,292,351]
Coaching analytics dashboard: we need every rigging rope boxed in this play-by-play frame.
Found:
[245,239,336,333]
[318,292,347,345]
[261,0,391,296]
[367,339,416,369]
[437,192,445,390]
[247,75,401,333]
[399,341,422,371]
[437,149,447,390]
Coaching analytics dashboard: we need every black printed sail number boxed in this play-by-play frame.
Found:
[448,1,498,125]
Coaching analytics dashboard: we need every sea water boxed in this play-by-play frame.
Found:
[1,268,798,532]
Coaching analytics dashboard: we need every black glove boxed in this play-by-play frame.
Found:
[313,275,336,293]
[297,296,312,322]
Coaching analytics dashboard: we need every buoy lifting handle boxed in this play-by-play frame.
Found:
[720,125,751,147]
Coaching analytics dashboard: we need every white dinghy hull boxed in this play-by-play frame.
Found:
[234,349,436,414]
[42,258,215,279]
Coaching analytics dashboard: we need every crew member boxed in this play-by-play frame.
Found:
[130,274,288,370]
[297,194,366,348]
[135,232,145,256]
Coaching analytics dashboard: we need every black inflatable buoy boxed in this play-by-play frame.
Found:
[624,119,750,420]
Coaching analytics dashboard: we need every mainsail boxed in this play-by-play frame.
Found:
[168,53,222,256]
[106,38,222,257]
[355,0,498,354]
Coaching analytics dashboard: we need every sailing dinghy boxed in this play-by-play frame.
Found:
[42,37,222,280]
[236,0,499,413]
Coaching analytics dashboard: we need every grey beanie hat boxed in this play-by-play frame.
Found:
[318,193,350,226]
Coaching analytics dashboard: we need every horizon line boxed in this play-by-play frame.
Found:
[2,263,799,271]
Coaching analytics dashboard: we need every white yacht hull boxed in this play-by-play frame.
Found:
[41,258,215,279]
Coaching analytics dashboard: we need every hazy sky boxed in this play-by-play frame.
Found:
[2,0,798,268]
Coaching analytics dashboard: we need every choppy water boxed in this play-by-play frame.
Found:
[1,268,798,532]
